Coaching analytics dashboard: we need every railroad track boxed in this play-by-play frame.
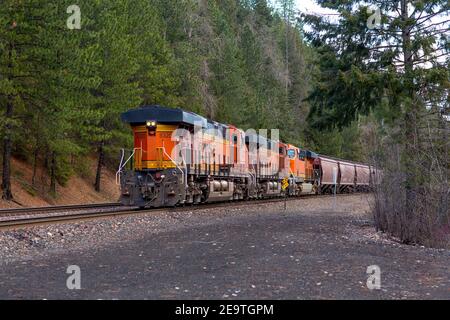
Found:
[0,193,366,229]
[0,202,121,217]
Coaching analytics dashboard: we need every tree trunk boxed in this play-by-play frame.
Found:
[32,146,39,187]
[95,141,105,192]
[400,0,419,243]
[441,109,449,225]
[2,99,13,201]
[50,152,57,195]
[32,116,41,187]
[2,41,14,201]
[284,2,290,96]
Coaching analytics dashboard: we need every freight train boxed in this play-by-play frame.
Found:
[117,105,375,208]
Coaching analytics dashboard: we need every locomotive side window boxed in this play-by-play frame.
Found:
[232,135,238,164]
[287,149,295,159]
[299,150,306,160]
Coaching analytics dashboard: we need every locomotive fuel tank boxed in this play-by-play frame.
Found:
[206,180,234,202]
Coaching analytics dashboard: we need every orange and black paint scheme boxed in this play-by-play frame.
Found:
[118,105,374,208]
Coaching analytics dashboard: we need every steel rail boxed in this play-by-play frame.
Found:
[0,202,121,217]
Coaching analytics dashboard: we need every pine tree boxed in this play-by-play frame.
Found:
[302,0,449,244]
[130,1,181,107]
[86,0,142,192]
[0,0,44,200]
[277,0,295,95]
[36,1,101,194]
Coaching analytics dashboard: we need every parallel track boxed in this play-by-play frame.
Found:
[0,193,365,229]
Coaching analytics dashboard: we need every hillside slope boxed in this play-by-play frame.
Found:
[0,157,120,208]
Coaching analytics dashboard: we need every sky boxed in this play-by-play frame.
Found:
[268,0,336,16]
[295,0,336,16]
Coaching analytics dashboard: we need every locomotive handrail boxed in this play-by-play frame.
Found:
[116,148,126,186]
[116,148,140,186]
[118,148,125,173]
[248,171,256,186]
[162,142,188,189]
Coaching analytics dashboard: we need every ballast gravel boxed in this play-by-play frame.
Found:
[0,194,447,266]
[0,194,374,265]
[0,194,449,299]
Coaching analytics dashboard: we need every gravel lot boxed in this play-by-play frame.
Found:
[0,194,449,299]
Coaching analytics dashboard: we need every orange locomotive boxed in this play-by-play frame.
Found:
[117,105,374,208]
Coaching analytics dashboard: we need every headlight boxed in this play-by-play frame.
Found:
[146,120,157,136]
[146,120,157,127]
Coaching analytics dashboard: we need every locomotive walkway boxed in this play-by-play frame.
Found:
[0,195,448,299]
